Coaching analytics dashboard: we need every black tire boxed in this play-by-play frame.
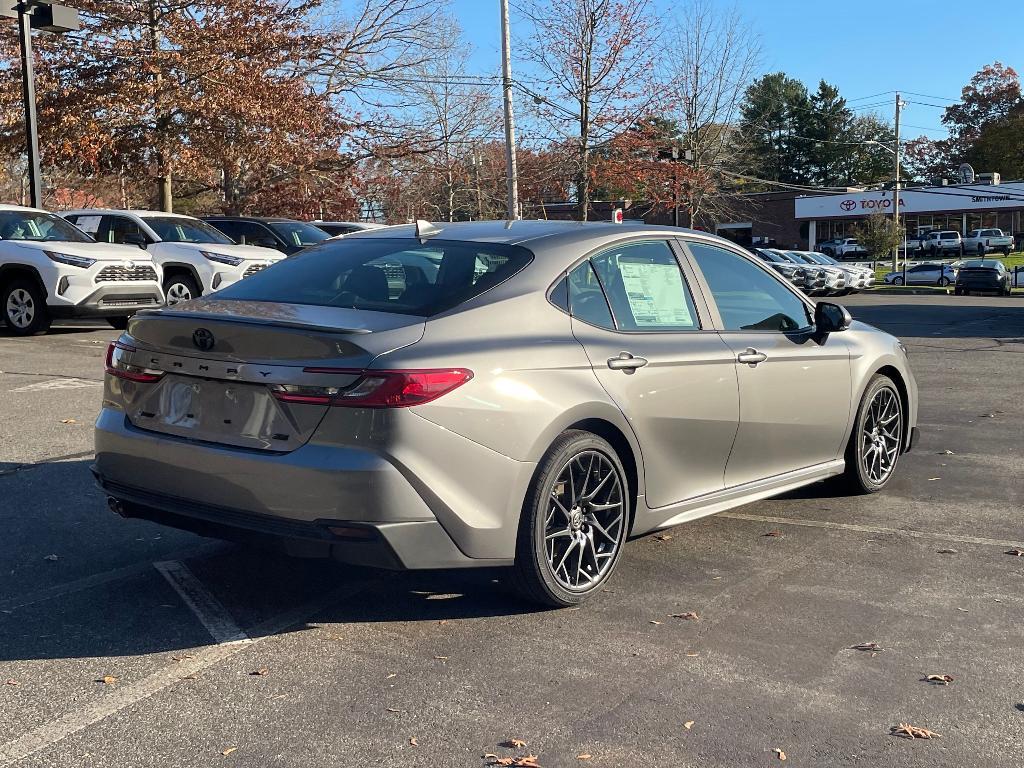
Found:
[107,316,130,330]
[978,244,986,255]
[835,374,904,495]
[163,274,201,306]
[892,276,904,286]
[511,430,630,607]
[938,276,950,287]
[953,286,963,296]
[929,246,937,257]
[1003,247,1011,256]
[1,279,51,336]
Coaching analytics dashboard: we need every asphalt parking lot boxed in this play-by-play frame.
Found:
[1,294,1023,768]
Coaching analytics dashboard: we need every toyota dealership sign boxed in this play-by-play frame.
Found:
[794,181,1024,219]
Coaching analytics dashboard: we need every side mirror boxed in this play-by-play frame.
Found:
[815,302,852,335]
[121,232,148,249]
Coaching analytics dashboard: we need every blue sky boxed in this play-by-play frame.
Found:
[450,0,1024,141]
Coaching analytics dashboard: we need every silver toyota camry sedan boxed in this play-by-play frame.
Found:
[94,221,918,606]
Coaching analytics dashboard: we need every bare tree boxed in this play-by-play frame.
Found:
[517,0,660,219]
[662,0,760,226]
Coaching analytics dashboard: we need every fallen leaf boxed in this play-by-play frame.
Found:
[938,450,955,455]
[182,674,198,680]
[409,737,419,747]
[501,739,528,749]
[773,748,787,760]
[249,668,269,676]
[386,673,397,679]
[891,723,941,739]
[221,747,237,756]
[97,675,117,685]
[851,642,883,652]
[956,607,969,612]
[925,674,954,685]
[483,755,499,760]
[434,655,448,661]
[927,477,941,481]
[386,707,402,713]
[937,548,958,554]
[685,652,699,657]
[4,679,19,686]
[649,620,663,625]
[683,721,695,730]
[576,755,592,761]
[60,418,77,424]
[763,530,783,537]
[171,655,193,662]
[654,534,672,542]
[43,554,59,561]
[438,620,449,625]
[1006,549,1024,557]
[669,611,700,621]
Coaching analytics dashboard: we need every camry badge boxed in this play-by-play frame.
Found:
[192,328,215,351]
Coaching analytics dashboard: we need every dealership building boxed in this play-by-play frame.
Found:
[714,180,1024,250]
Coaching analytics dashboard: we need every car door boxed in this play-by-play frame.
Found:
[907,265,934,285]
[565,239,739,508]
[682,239,853,487]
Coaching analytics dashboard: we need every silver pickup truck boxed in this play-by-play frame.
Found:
[961,228,1013,256]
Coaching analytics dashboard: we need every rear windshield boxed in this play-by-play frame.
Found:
[214,238,534,316]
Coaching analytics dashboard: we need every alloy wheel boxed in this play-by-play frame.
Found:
[166,282,193,305]
[544,450,625,592]
[5,288,35,329]
[860,386,902,485]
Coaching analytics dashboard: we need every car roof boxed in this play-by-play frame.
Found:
[340,219,711,247]
[0,204,50,214]
[62,208,197,219]
[203,215,302,223]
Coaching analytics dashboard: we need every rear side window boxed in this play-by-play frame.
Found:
[215,238,533,317]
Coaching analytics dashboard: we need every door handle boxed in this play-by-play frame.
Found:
[607,352,648,372]
[737,348,767,366]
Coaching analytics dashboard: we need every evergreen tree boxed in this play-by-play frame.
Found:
[737,72,809,184]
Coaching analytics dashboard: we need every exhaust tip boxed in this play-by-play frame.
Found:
[107,497,126,517]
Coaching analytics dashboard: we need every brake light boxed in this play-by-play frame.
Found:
[270,368,473,408]
[104,342,164,383]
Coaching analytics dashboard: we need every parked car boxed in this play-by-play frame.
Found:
[773,250,847,295]
[883,263,957,287]
[1,204,163,335]
[786,251,871,293]
[921,230,962,257]
[751,248,813,291]
[311,221,389,238]
[961,228,1013,256]
[62,209,285,305]
[203,216,330,255]
[954,259,1011,296]
[94,220,918,606]
[821,238,867,260]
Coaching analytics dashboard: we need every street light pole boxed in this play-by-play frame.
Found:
[893,92,904,274]
[17,1,42,208]
[499,0,519,220]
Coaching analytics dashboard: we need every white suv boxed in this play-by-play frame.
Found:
[62,210,284,305]
[1,205,163,336]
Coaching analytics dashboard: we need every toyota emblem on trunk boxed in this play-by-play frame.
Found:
[192,328,215,351]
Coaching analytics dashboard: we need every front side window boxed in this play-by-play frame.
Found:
[143,216,234,245]
[0,211,92,243]
[102,215,147,245]
[687,241,812,333]
[214,238,532,317]
[589,240,700,331]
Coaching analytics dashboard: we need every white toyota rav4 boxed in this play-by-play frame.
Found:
[0,204,164,336]
[62,209,284,305]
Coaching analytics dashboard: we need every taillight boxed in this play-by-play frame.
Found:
[104,342,164,383]
[270,368,473,408]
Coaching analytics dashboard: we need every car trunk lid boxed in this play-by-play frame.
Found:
[116,299,424,451]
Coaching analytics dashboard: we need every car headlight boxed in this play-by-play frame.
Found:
[201,251,243,266]
[45,251,96,269]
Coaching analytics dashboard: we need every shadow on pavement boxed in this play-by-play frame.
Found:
[0,459,543,663]
[848,300,1024,340]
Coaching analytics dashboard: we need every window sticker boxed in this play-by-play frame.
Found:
[75,215,101,234]
[618,261,693,327]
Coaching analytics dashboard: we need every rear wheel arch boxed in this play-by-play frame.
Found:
[563,417,641,531]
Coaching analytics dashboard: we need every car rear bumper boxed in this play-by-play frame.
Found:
[957,279,1006,292]
[93,406,530,566]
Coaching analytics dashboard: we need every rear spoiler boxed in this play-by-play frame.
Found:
[136,309,373,334]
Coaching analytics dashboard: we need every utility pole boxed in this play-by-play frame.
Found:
[17,2,41,208]
[499,0,519,220]
[148,0,172,211]
[892,92,905,274]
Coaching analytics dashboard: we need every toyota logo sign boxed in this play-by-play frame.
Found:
[192,328,215,351]
[840,199,857,212]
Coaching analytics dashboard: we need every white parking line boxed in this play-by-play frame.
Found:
[154,560,249,645]
[719,511,1024,549]
[7,378,101,393]
[0,582,364,767]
